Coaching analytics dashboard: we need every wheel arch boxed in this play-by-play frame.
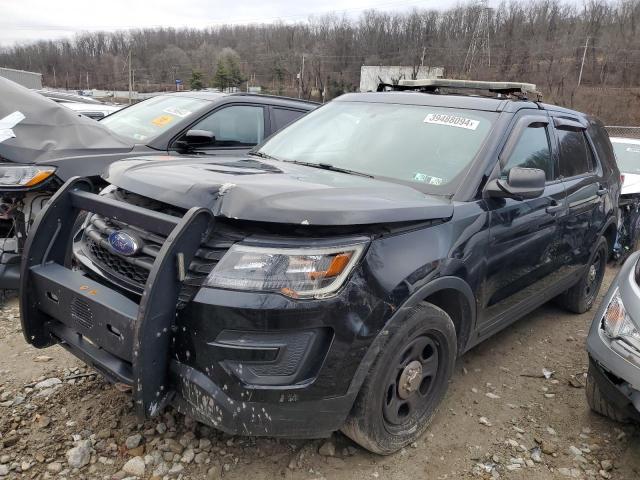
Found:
[347,276,476,398]
[601,218,617,256]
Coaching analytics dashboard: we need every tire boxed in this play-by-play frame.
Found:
[586,366,629,423]
[556,237,608,314]
[341,302,457,455]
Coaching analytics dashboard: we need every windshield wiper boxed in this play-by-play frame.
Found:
[250,152,373,178]
[249,151,279,161]
[284,160,374,178]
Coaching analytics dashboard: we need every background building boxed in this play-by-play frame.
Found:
[359,66,444,92]
[0,67,42,89]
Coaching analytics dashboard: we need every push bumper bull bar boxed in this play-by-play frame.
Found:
[20,177,213,418]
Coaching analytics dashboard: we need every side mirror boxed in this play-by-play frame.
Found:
[486,167,545,200]
[175,129,215,151]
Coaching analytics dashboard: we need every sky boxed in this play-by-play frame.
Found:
[0,0,472,46]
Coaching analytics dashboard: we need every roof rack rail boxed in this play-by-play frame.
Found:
[377,78,542,101]
[228,92,320,105]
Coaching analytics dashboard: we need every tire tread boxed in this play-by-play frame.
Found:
[585,370,629,423]
[556,237,608,314]
[341,302,456,454]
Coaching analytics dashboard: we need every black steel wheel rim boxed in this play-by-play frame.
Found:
[382,334,442,430]
[585,248,605,303]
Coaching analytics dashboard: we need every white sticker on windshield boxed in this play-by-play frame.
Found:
[424,113,479,130]
[626,147,640,154]
[163,106,192,118]
[414,173,444,185]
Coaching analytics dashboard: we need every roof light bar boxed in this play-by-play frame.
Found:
[378,78,542,99]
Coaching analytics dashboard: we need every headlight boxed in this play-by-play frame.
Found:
[0,165,56,187]
[602,289,640,341]
[204,242,367,299]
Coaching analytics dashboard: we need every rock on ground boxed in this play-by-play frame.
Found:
[122,456,145,477]
[66,443,91,469]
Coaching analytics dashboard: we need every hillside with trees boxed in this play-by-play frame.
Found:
[1,0,639,123]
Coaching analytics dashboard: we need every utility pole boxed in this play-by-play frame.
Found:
[86,71,89,91]
[298,54,305,99]
[577,36,589,87]
[128,49,132,104]
[53,66,56,88]
[464,0,492,74]
[172,66,177,91]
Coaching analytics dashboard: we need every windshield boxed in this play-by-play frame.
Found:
[101,95,210,143]
[257,101,497,192]
[613,141,640,173]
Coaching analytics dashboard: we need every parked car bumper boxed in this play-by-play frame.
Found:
[587,251,640,419]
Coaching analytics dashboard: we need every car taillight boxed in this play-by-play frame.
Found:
[621,174,625,185]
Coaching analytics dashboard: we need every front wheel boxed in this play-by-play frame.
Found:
[341,302,457,454]
[556,237,608,314]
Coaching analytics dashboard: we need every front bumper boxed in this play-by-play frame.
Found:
[587,251,640,417]
[588,357,640,421]
[20,178,388,438]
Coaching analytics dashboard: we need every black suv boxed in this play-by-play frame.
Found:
[20,80,619,454]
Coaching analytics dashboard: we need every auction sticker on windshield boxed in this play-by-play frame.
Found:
[163,106,192,118]
[424,113,479,130]
[152,115,174,127]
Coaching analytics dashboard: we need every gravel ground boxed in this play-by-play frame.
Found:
[1,265,639,479]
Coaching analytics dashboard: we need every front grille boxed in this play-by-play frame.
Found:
[86,238,150,285]
[77,189,243,308]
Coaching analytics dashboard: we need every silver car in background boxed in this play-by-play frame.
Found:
[587,250,640,422]
[611,137,640,260]
[612,137,640,195]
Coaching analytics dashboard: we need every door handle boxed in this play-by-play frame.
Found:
[546,202,564,214]
[597,187,608,196]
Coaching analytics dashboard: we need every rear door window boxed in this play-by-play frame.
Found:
[557,130,595,177]
[272,108,306,131]
[588,122,615,167]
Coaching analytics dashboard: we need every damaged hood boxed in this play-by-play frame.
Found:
[0,77,134,164]
[105,155,454,226]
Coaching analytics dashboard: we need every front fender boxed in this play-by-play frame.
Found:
[345,275,475,399]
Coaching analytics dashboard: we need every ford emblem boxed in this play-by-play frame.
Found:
[108,231,140,256]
